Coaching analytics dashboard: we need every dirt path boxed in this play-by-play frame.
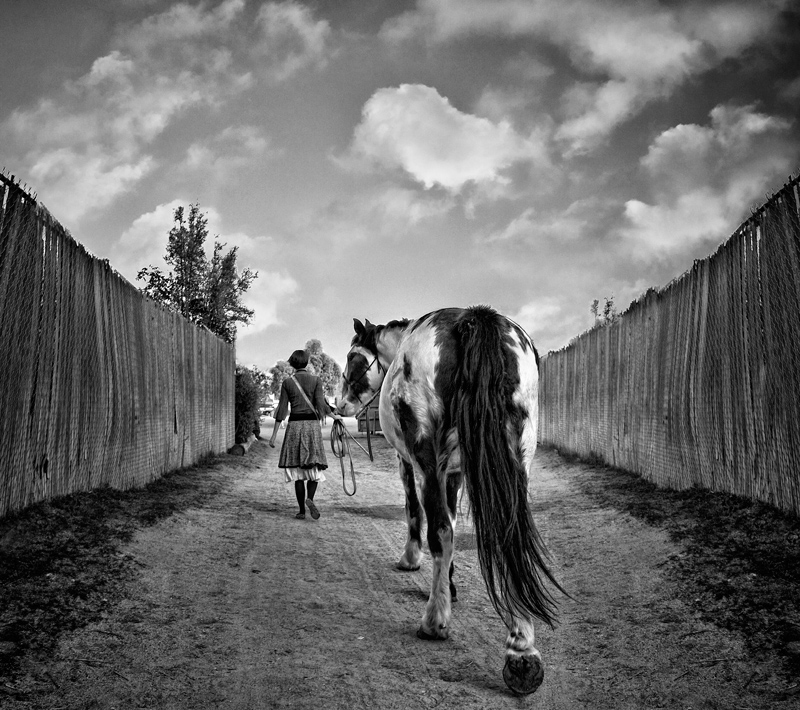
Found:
[10,421,795,709]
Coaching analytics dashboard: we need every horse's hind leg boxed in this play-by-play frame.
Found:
[445,469,462,602]
[503,414,545,695]
[417,471,457,641]
[503,617,544,695]
[396,456,423,571]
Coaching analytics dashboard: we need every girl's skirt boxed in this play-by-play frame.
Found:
[278,419,327,483]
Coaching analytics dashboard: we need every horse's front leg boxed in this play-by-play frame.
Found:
[503,616,544,695]
[417,472,455,641]
[396,455,423,571]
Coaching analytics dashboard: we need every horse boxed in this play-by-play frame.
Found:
[335,305,564,695]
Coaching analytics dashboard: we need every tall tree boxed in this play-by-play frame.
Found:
[268,343,342,400]
[304,339,342,396]
[305,338,324,376]
[170,204,208,320]
[205,242,257,343]
[137,204,256,343]
[268,361,294,397]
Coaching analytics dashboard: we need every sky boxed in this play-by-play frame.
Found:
[2,0,799,373]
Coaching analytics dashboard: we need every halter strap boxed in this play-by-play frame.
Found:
[342,353,383,388]
[290,375,318,419]
[342,353,385,420]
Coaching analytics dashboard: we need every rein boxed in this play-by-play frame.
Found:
[331,355,383,496]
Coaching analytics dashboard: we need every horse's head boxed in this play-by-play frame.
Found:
[336,318,386,416]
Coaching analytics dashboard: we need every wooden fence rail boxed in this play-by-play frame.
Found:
[539,173,800,516]
[0,174,235,519]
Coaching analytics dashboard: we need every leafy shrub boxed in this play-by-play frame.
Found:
[234,366,261,443]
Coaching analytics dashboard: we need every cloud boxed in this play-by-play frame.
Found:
[238,272,300,337]
[185,125,280,177]
[1,0,331,225]
[344,84,550,196]
[483,208,538,243]
[255,1,332,81]
[473,84,551,129]
[781,76,800,103]
[621,104,795,257]
[383,0,788,153]
[119,0,246,57]
[367,186,454,226]
[556,80,653,155]
[297,185,454,248]
[482,198,604,244]
[511,296,583,352]
[115,200,186,283]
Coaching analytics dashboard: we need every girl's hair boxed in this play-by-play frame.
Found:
[288,349,309,369]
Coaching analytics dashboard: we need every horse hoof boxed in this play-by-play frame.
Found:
[416,625,448,641]
[396,561,420,571]
[503,653,544,695]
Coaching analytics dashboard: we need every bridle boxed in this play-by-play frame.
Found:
[341,353,384,420]
[330,351,385,496]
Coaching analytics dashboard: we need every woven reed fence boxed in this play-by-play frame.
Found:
[539,173,800,516]
[0,174,235,519]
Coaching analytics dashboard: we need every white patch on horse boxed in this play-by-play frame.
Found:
[507,325,539,472]
[386,319,442,444]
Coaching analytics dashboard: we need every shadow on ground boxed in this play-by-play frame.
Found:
[0,455,227,688]
[1,444,799,701]
[546,445,800,688]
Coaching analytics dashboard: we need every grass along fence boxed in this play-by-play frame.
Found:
[539,173,800,517]
[0,174,235,519]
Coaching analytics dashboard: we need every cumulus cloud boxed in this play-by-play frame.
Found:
[115,200,187,283]
[344,84,549,196]
[511,297,582,352]
[382,0,788,153]
[622,104,795,257]
[1,0,331,225]
[239,271,300,337]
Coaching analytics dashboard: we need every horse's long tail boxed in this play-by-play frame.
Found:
[453,306,564,627]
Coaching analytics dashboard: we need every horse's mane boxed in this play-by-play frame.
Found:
[384,318,411,332]
[351,318,411,353]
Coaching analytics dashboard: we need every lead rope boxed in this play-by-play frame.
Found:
[329,391,380,496]
[330,419,359,496]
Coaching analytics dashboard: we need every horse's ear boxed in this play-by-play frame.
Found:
[364,318,373,328]
[353,318,366,336]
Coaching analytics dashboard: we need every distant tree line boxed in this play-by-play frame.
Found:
[268,339,341,398]
[236,340,341,442]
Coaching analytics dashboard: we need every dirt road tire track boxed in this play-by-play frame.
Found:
[3,421,797,709]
